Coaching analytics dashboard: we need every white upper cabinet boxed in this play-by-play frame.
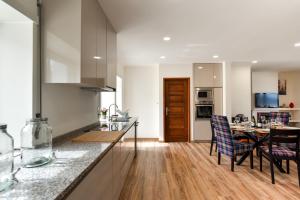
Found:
[193,63,223,88]
[213,64,223,87]
[81,0,98,86]
[43,0,117,89]
[96,6,107,87]
[106,21,117,89]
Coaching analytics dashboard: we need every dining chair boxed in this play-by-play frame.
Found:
[210,117,249,156]
[212,115,254,171]
[259,128,300,185]
[269,112,290,125]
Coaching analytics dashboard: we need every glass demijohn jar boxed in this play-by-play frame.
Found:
[0,124,14,192]
[20,114,53,168]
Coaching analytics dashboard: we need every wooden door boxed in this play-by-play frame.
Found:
[164,78,190,142]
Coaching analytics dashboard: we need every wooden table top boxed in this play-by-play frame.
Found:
[230,125,300,135]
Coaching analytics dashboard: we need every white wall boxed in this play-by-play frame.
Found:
[159,64,194,141]
[42,84,99,138]
[230,63,252,119]
[252,71,278,93]
[0,22,34,147]
[124,65,159,138]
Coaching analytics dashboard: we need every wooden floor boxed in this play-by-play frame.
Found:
[120,142,300,200]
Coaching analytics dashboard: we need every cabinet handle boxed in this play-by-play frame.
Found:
[166,107,169,116]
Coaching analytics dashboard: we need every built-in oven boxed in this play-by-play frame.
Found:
[195,88,213,104]
[195,104,214,119]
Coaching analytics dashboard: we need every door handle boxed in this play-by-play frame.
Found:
[166,107,169,116]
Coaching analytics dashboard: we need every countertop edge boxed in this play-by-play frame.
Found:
[54,118,138,200]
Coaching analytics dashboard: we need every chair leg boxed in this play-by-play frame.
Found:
[215,144,217,152]
[279,160,282,168]
[210,140,214,156]
[270,157,275,184]
[218,152,221,165]
[287,160,290,174]
[297,160,300,187]
[250,151,254,169]
[259,150,263,172]
[231,157,235,172]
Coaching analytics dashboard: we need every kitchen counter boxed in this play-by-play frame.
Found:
[0,117,138,200]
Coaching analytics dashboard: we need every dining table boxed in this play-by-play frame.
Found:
[230,124,300,173]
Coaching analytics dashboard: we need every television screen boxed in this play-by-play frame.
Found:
[255,93,279,108]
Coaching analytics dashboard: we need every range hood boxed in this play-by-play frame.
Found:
[80,78,116,92]
[80,86,115,92]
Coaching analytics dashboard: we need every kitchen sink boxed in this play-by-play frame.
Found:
[113,117,131,122]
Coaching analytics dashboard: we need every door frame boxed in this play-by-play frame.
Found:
[163,78,190,142]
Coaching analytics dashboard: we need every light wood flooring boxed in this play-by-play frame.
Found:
[120,142,300,200]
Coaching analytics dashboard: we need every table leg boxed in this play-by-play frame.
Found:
[236,152,250,165]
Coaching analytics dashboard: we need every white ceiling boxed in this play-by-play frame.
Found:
[0,1,30,23]
[99,0,300,70]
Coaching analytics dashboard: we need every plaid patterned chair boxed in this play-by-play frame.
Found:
[269,112,298,150]
[210,118,249,156]
[269,112,290,125]
[211,115,255,171]
[259,128,300,185]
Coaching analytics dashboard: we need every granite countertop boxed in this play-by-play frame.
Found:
[0,118,137,200]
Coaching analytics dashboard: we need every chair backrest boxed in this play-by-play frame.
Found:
[211,115,234,156]
[269,112,290,125]
[269,128,300,158]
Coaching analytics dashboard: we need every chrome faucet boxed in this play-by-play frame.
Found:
[108,104,119,121]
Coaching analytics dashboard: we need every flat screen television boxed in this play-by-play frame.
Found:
[255,93,279,108]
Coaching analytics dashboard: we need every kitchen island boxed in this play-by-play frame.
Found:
[0,118,138,200]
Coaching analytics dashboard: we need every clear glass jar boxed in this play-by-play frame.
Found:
[20,115,53,168]
[0,124,14,192]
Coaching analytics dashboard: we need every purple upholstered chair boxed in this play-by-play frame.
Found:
[211,115,254,171]
[269,112,290,125]
[259,128,300,186]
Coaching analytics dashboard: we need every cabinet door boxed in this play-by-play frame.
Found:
[121,125,135,182]
[66,149,113,200]
[106,20,117,88]
[214,88,223,115]
[193,64,214,87]
[213,64,223,87]
[43,0,82,83]
[96,5,107,87]
[112,141,122,200]
[81,0,98,85]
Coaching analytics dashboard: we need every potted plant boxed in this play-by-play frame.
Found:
[98,107,108,121]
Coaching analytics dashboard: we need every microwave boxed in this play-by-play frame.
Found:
[195,88,213,102]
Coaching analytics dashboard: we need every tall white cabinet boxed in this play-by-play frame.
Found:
[42,0,117,89]
[193,63,223,141]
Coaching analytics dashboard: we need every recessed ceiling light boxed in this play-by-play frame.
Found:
[163,36,171,41]
[252,60,258,64]
[212,55,219,59]
[160,56,166,59]
[198,66,203,69]
[294,42,300,47]
[93,56,102,60]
